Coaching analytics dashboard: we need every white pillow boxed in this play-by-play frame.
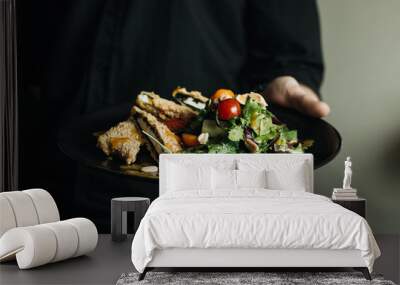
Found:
[212,169,268,191]
[236,169,267,189]
[266,164,307,191]
[167,163,212,192]
[212,168,237,191]
[237,158,310,192]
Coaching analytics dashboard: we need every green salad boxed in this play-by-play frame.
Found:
[182,92,313,154]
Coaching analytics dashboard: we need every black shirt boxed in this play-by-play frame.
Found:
[44,0,323,115]
[19,0,324,230]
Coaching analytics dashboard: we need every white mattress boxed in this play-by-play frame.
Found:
[131,190,380,273]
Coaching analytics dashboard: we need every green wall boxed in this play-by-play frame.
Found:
[316,0,400,234]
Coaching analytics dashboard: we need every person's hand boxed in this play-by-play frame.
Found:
[263,76,330,118]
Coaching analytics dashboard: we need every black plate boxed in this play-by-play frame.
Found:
[58,103,341,180]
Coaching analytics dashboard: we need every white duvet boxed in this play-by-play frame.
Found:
[131,190,380,273]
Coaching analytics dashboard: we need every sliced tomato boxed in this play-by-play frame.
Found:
[164,118,187,132]
[217,98,241,120]
[181,133,199,147]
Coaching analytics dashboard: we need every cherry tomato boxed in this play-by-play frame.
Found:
[181,133,199,147]
[211,89,235,103]
[218,98,241,120]
[164,118,187,132]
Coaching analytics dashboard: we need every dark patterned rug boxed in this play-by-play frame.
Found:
[116,272,396,285]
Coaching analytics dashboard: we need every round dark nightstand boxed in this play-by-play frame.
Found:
[332,197,366,218]
[111,197,150,242]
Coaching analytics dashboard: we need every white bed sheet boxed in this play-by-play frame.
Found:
[131,190,380,273]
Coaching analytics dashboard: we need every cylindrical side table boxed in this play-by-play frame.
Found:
[111,197,150,242]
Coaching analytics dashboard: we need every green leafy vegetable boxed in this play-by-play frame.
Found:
[242,99,264,122]
[182,93,312,154]
[280,128,298,143]
[228,125,244,142]
[208,141,239,154]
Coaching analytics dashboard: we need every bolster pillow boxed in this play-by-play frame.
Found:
[0,218,98,269]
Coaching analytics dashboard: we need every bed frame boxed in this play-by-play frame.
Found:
[140,248,370,280]
[139,154,371,280]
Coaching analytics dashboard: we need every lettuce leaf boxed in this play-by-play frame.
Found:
[207,141,239,153]
[242,99,265,123]
[228,125,244,142]
[280,128,298,143]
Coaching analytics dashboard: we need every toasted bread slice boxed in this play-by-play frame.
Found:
[172,87,209,111]
[131,117,159,162]
[132,106,183,161]
[97,120,143,164]
[134,91,196,122]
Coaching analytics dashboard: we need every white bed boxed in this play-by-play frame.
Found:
[131,154,380,280]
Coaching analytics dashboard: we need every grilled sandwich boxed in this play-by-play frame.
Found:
[172,87,209,111]
[97,120,143,165]
[135,91,196,122]
[131,106,183,162]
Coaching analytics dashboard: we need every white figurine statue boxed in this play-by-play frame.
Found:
[342,156,352,189]
[332,156,357,200]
